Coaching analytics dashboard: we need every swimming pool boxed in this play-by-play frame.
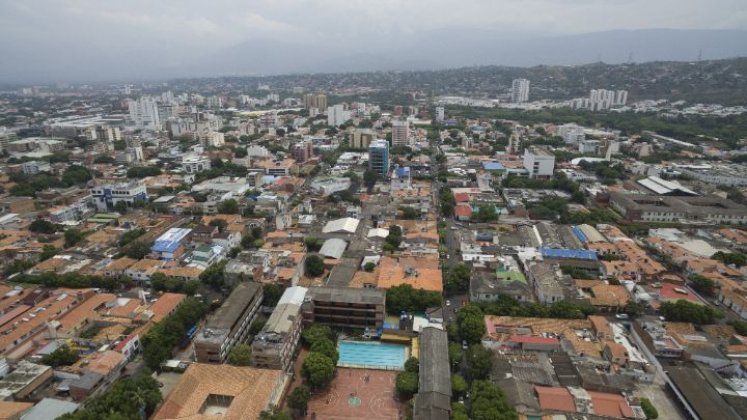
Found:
[337,340,407,370]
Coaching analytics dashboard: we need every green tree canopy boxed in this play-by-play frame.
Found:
[228,343,253,366]
[301,352,336,388]
[302,324,334,346]
[305,254,325,277]
[395,371,418,397]
[457,305,487,344]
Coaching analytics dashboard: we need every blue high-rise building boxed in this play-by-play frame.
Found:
[368,139,389,176]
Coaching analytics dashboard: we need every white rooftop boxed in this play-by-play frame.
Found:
[322,217,359,234]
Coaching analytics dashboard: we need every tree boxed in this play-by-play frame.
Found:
[452,403,469,420]
[466,345,493,380]
[249,319,267,336]
[385,284,442,314]
[364,262,376,272]
[303,324,334,346]
[363,169,379,189]
[310,339,339,364]
[287,386,311,416]
[259,409,292,420]
[451,374,467,396]
[689,274,717,297]
[209,219,228,232]
[41,345,79,367]
[304,237,322,252]
[395,371,418,397]
[457,305,487,344]
[469,380,517,420]
[712,251,747,267]
[63,229,85,248]
[119,228,146,246]
[399,206,419,220]
[228,343,253,366]
[199,260,227,289]
[624,301,644,316]
[29,219,58,234]
[262,283,282,307]
[301,352,335,388]
[404,356,419,373]
[114,201,128,214]
[58,374,162,420]
[660,300,723,325]
[640,398,659,419]
[448,342,463,366]
[39,245,58,262]
[474,204,498,222]
[126,241,151,259]
[439,188,456,217]
[444,264,471,294]
[305,254,325,277]
[217,199,239,214]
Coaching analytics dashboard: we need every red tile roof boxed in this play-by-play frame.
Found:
[454,204,473,218]
[535,386,575,413]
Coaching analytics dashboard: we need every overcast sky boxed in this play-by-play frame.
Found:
[1,0,746,82]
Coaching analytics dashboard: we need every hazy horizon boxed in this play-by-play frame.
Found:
[2,0,747,83]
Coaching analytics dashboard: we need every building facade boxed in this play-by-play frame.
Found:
[252,286,307,371]
[90,180,147,211]
[301,287,385,329]
[368,139,390,176]
[194,282,264,363]
[511,79,530,103]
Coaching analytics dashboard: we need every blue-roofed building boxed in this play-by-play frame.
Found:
[540,247,601,274]
[540,247,598,261]
[151,228,192,260]
[571,226,589,243]
[482,161,505,172]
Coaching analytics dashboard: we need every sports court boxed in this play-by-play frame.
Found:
[307,368,404,420]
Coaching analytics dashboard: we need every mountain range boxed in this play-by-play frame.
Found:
[2,28,747,83]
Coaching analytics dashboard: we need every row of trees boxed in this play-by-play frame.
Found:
[59,373,162,420]
[13,271,132,290]
[284,325,340,416]
[385,284,442,314]
[142,298,208,371]
[480,295,597,320]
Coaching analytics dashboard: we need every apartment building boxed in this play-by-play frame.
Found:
[194,282,263,363]
[252,286,307,371]
[302,286,385,330]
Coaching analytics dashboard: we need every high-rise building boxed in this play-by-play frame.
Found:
[351,129,375,149]
[368,139,390,176]
[558,123,586,144]
[391,119,410,147]
[511,79,530,103]
[128,96,161,130]
[615,90,629,106]
[435,106,445,122]
[194,282,263,364]
[327,104,350,127]
[303,93,327,110]
[292,140,314,163]
[522,146,555,178]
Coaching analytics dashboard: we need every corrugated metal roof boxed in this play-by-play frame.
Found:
[541,247,598,261]
[151,228,192,253]
[322,217,359,233]
[319,238,347,259]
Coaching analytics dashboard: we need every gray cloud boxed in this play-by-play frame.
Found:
[0,0,745,82]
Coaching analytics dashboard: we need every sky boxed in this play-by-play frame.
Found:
[1,0,746,82]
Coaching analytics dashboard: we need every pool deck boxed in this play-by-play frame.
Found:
[307,368,404,420]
